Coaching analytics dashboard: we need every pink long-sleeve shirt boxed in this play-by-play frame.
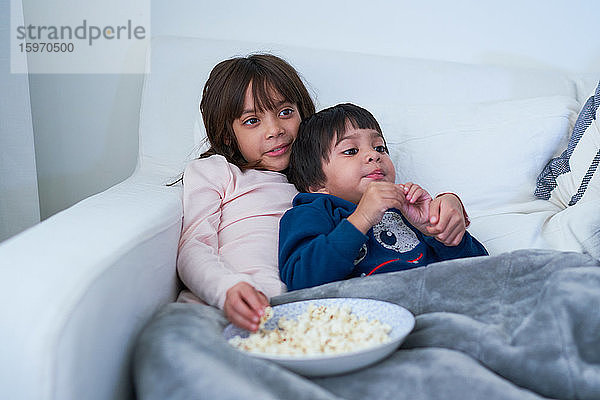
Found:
[176,155,297,309]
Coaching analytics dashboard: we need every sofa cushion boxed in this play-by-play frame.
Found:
[362,96,579,215]
[534,81,600,207]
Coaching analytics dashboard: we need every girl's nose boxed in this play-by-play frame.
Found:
[265,119,284,139]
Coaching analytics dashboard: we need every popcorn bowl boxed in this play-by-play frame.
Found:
[223,298,415,377]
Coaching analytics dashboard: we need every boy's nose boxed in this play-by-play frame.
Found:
[367,150,381,163]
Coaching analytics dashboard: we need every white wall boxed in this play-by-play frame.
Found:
[24,0,600,221]
[20,0,147,220]
[152,0,600,74]
[1,0,40,242]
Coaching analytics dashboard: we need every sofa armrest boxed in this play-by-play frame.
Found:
[0,172,183,400]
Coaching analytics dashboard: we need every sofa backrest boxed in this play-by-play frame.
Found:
[137,35,578,179]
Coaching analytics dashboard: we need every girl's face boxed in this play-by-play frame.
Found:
[232,83,301,172]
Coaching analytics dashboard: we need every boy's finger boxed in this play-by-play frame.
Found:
[426,225,439,235]
[400,182,412,193]
[407,186,419,201]
[392,186,405,199]
[390,199,405,211]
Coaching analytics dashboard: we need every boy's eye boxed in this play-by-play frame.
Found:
[375,145,388,153]
[342,148,358,155]
[243,117,259,126]
[279,108,294,117]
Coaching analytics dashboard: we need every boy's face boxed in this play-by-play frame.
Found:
[314,125,396,204]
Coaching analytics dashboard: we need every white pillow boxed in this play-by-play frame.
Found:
[535,81,600,208]
[362,96,579,215]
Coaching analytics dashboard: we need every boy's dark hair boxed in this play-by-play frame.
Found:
[288,103,385,192]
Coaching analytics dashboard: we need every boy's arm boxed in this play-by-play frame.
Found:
[278,206,367,291]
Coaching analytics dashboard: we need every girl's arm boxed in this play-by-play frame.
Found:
[426,193,470,246]
[177,158,259,309]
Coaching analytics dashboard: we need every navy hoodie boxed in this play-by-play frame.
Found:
[279,192,488,291]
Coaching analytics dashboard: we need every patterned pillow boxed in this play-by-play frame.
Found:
[535,81,600,207]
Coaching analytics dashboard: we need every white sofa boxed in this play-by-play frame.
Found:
[0,36,597,400]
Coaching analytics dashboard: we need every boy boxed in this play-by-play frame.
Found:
[279,103,488,291]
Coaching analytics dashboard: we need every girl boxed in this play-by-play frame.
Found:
[177,54,470,332]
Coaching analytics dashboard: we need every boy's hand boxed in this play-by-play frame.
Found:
[347,182,405,234]
[223,282,269,332]
[426,193,466,246]
[396,182,432,233]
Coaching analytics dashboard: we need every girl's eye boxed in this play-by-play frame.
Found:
[279,108,294,117]
[375,145,388,153]
[343,148,358,155]
[243,117,259,126]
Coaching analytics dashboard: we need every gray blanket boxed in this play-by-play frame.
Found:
[133,250,600,400]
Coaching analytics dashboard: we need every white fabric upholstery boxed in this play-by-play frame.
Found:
[0,172,182,400]
[369,96,579,212]
[0,36,596,400]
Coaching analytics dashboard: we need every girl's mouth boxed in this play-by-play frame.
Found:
[266,144,290,157]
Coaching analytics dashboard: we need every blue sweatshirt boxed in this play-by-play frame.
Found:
[279,193,488,291]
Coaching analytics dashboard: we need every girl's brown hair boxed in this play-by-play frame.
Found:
[198,53,315,169]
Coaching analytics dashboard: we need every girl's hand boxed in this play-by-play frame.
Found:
[426,193,466,246]
[348,182,405,234]
[397,182,432,233]
[223,282,269,332]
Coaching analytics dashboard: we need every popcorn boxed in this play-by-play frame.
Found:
[228,304,392,356]
[258,305,273,329]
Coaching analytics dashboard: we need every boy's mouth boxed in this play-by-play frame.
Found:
[265,143,290,157]
[365,169,385,179]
